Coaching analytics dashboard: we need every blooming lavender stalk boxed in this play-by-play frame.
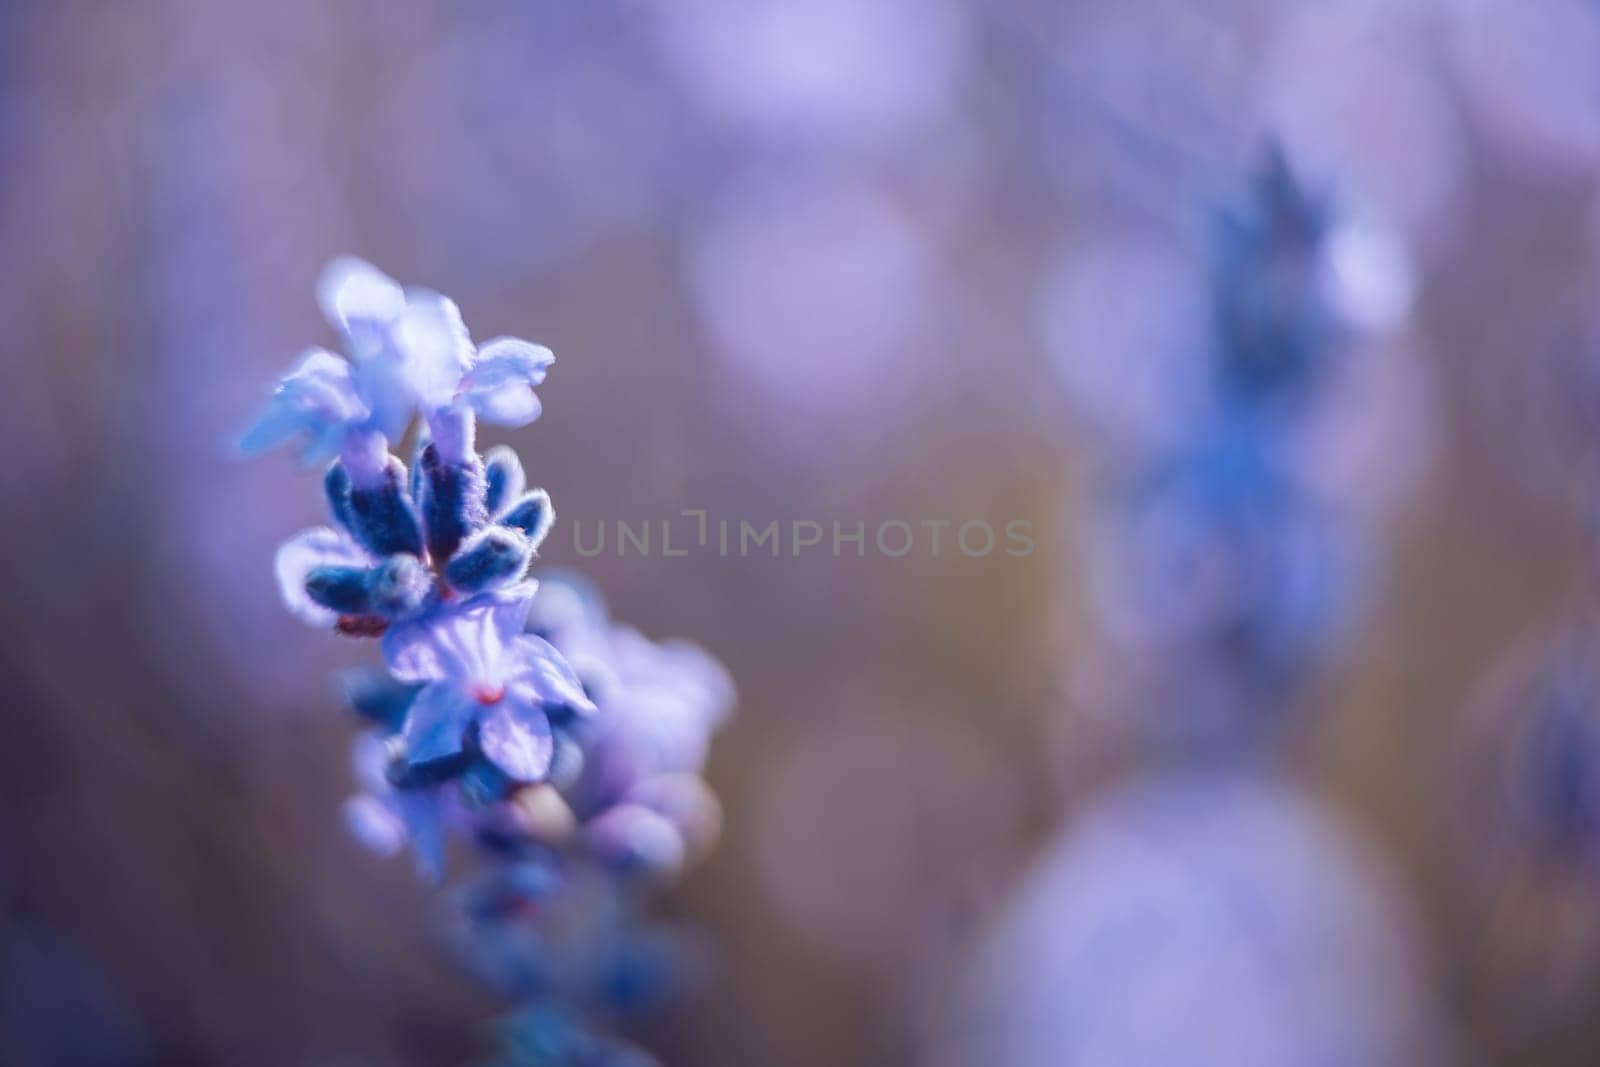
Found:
[246,260,734,1066]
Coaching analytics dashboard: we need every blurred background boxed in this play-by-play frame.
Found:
[4,1,1600,1064]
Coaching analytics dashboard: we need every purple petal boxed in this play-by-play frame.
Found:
[393,293,474,411]
[343,795,407,856]
[352,355,420,443]
[382,582,539,683]
[349,733,394,792]
[241,348,368,462]
[275,526,370,627]
[317,257,405,345]
[401,682,475,766]
[461,339,552,427]
[617,629,737,729]
[478,703,554,783]
[467,382,543,427]
[507,634,597,715]
[466,338,554,390]
[397,791,447,883]
[601,631,734,773]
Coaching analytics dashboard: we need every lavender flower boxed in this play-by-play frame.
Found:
[250,259,734,1065]
[383,585,593,785]
[243,257,553,466]
[1070,146,1395,745]
[527,571,735,876]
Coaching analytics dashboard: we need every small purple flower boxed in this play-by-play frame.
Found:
[238,348,370,465]
[458,335,556,428]
[373,281,555,433]
[244,257,555,465]
[525,571,735,874]
[529,573,734,784]
[383,584,595,783]
[243,259,433,456]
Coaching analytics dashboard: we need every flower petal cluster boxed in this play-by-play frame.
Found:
[242,257,553,465]
[526,572,735,879]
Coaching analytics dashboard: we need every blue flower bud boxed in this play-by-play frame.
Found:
[409,434,427,502]
[418,442,488,563]
[500,489,554,551]
[307,555,431,619]
[304,565,374,615]
[339,667,421,731]
[323,461,357,534]
[368,554,433,617]
[347,456,425,558]
[484,445,527,516]
[444,525,533,594]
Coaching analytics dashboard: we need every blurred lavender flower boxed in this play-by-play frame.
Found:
[527,571,735,879]
[341,732,450,880]
[250,260,734,1064]
[1061,146,1412,745]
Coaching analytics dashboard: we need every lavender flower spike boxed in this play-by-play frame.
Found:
[249,258,732,1065]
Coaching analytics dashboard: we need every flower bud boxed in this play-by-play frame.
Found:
[626,774,723,862]
[346,456,425,558]
[511,784,578,846]
[483,445,527,515]
[368,553,434,617]
[418,442,488,562]
[444,525,532,594]
[305,565,374,615]
[582,804,686,883]
[500,489,554,551]
[323,461,357,534]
